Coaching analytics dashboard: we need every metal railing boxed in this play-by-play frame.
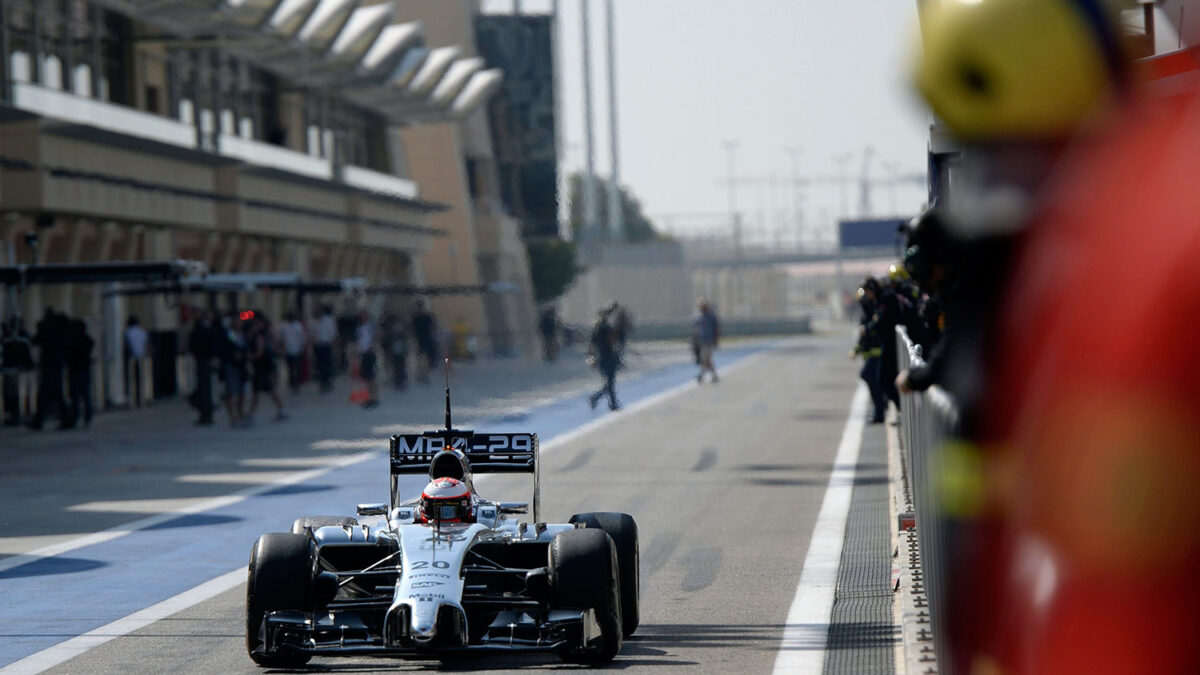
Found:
[896,326,958,672]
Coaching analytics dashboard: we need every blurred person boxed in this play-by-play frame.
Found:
[63,318,94,429]
[909,1,1146,672]
[851,284,886,424]
[312,305,336,393]
[188,310,218,426]
[30,309,68,430]
[895,208,968,395]
[539,306,560,362]
[587,304,621,412]
[384,314,409,391]
[1,319,33,426]
[247,314,287,422]
[886,262,931,351]
[123,315,149,408]
[981,82,1200,674]
[217,313,249,427]
[357,311,379,409]
[872,276,903,409]
[280,310,307,395]
[411,299,439,384]
[692,299,721,384]
[336,311,357,374]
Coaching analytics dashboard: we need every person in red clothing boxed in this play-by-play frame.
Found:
[905,1,1200,673]
[978,82,1200,675]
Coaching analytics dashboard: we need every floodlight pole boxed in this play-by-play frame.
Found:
[724,140,742,316]
[581,0,599,243]
[605,0,623,242]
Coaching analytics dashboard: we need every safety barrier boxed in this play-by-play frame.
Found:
[896,326,958,672]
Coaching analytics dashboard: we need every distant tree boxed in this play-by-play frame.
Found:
[567,173,665,243]
[526,238,584,304]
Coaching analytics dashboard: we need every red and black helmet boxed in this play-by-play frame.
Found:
[419,477,473,524]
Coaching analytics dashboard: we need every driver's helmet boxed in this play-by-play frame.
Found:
[419,477,473,524]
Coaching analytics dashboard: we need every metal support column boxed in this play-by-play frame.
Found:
[211,47,224,152]
[580,0,598,242]
[605,0,622,242]
[61,0,74,94]
[190,49,204,148]
[0,0,11,102]
[31,0,43,85]
[102,281,126,408]
[89,4,102,99]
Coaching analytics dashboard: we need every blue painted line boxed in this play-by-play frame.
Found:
[0,343,768,666]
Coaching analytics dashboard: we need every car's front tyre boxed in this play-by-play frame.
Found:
[550,528,622,663]
[245,533,313,668]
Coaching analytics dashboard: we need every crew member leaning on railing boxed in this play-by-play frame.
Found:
[851,283,886,424]
[893,208,1011,438]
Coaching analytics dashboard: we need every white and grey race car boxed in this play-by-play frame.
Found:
[244,422,639,667]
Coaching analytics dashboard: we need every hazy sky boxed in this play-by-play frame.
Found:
[481,0,932,245]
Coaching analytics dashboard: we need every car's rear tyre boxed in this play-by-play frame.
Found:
[570,511,640,636]
[290,515,359,535]
[246,533,313,668]
[550,528,622,663]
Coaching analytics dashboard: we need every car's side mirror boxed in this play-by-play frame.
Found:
[357,503,388,516]
[499,502,528,514]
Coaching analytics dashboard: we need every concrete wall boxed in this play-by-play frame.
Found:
[397,122,488,345]
[560,242,694,325]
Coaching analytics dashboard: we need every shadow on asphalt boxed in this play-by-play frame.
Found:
[262,484,337,497]
[634,622,787,650]
[736,462,888,473]
[0,555,106,579]
[826,620,901,650]
[746,475,890,487]
[144,513,243,530]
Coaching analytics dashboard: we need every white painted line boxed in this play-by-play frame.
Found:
[773,383,869,674]
[0,450,381,575]
[0,567,246,675]
[3,343,784,673]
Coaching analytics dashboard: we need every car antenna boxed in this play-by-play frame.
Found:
[443,357,452,430]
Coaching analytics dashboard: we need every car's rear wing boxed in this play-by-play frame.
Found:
[389,431,541,519]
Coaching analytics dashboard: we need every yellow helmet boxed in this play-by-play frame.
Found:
[888,263,910,281]
[915,0,1126,142]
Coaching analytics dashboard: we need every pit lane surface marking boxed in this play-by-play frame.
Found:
[0,344,773,674]
[773,383,869,673]
[0,452,378,576]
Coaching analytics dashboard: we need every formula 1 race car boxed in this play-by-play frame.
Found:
[244,400,639,667]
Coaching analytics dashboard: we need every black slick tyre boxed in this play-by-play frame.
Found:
[570,511,640,636]
[245,533,313,668]
[290,515,359,535]
[550,528,622,663]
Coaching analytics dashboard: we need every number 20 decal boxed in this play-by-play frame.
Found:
[410,560,450,570]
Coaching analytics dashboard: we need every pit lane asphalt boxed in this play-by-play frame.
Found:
[1,334,862,674]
